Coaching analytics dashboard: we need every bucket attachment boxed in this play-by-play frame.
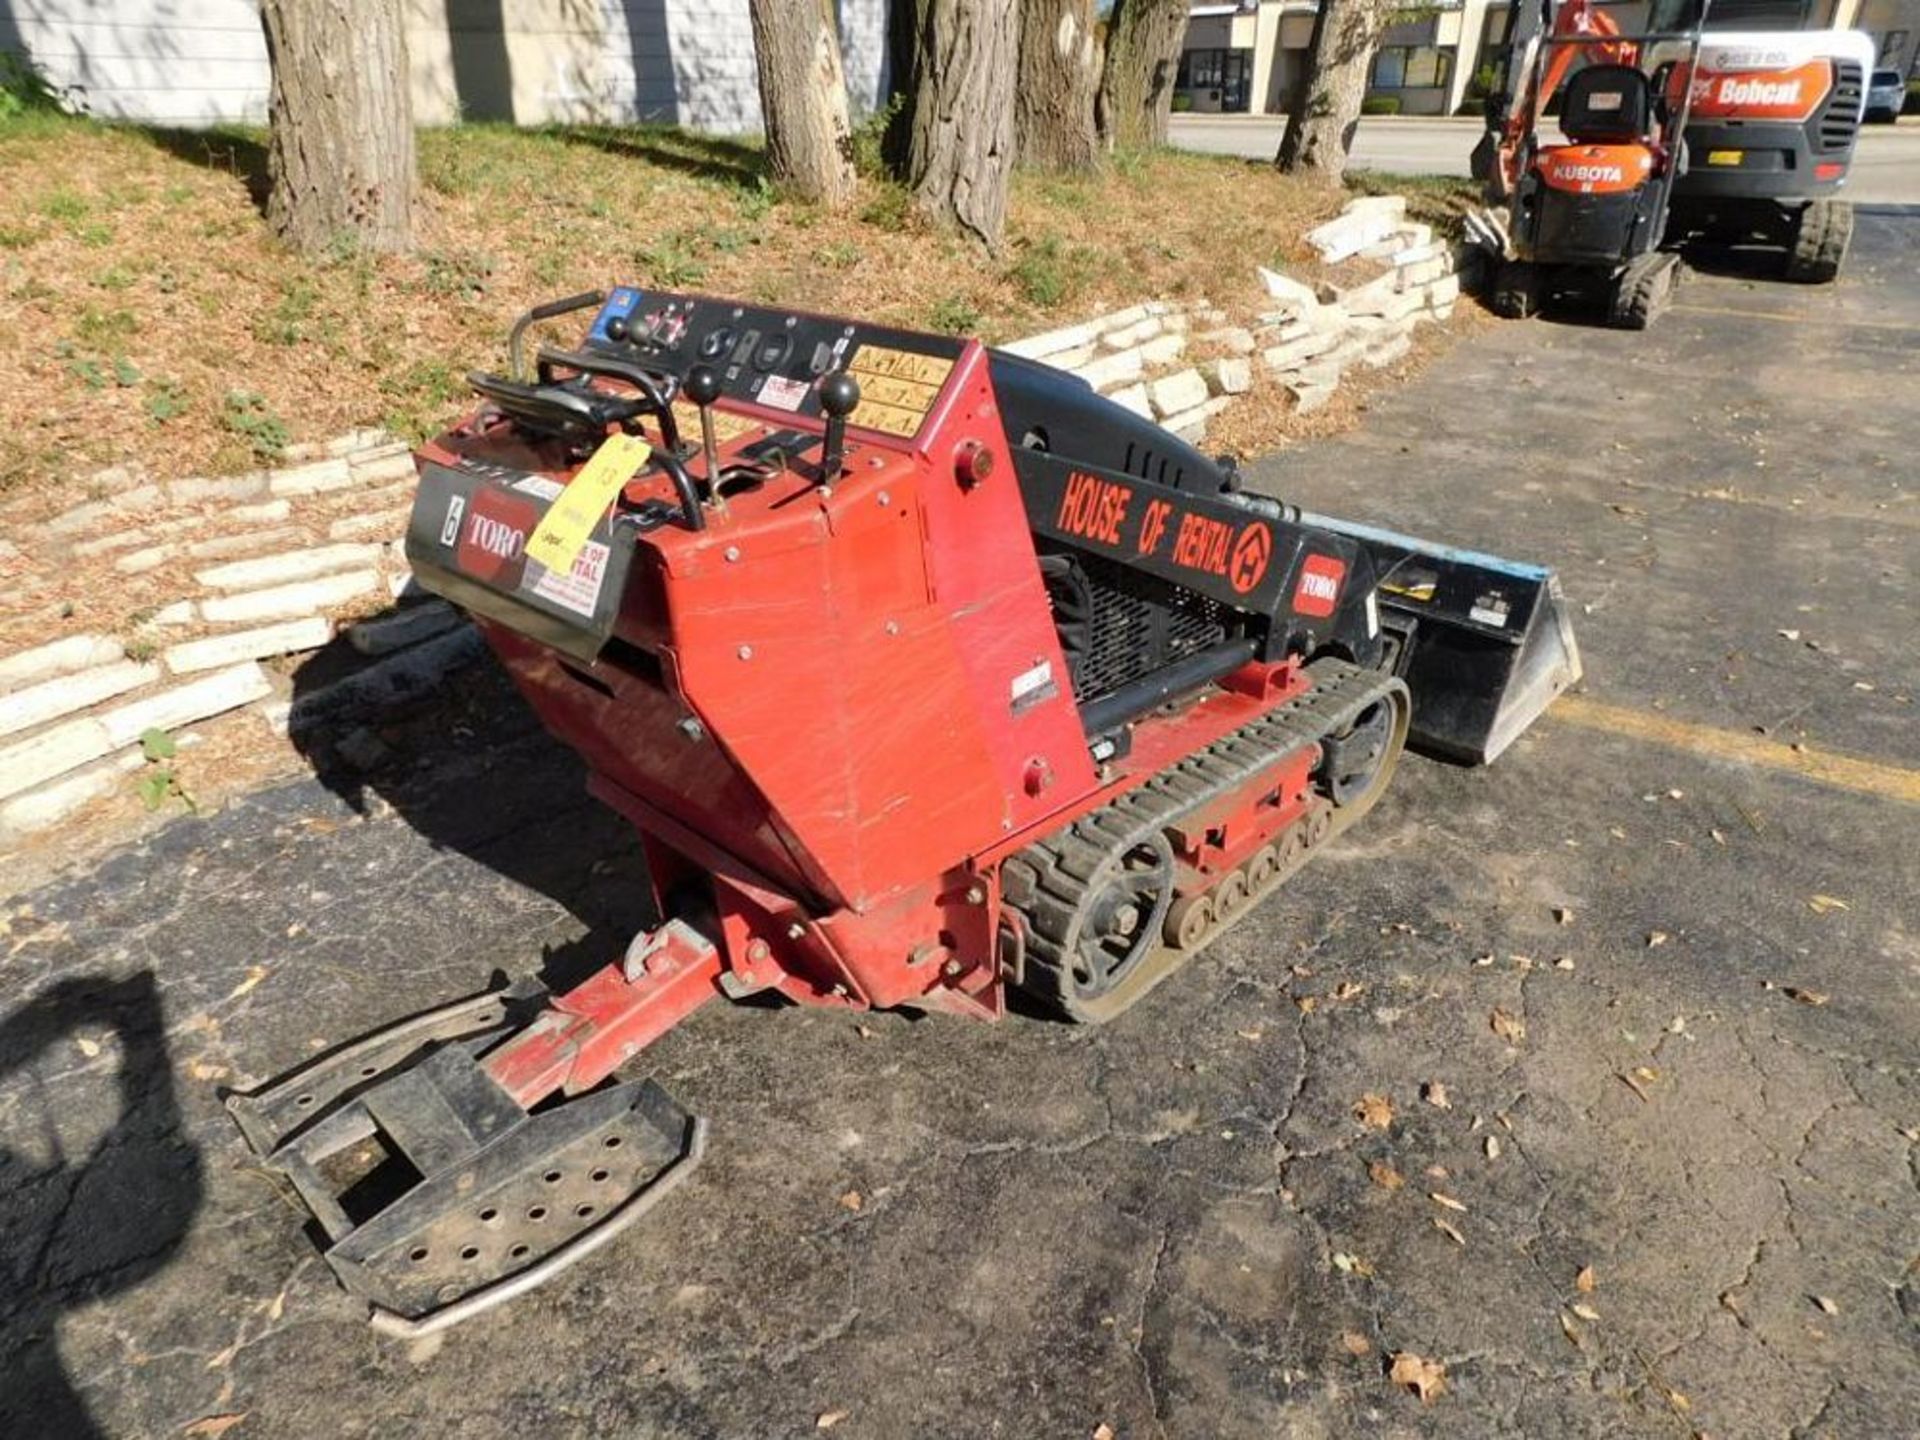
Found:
[1302,513,1583,764]
[227,923,723,1336]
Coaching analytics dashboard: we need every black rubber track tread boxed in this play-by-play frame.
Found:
[1785,200,1852,284]
[1008,659,1405,1020]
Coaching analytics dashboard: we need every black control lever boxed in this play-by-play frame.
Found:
[818,371,860,481]
[683,364,724,498]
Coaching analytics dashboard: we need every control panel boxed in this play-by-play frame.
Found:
[583,287,966,443]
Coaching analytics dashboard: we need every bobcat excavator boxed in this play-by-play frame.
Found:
[1480,0,1873,289]
[227,288,1582,1335]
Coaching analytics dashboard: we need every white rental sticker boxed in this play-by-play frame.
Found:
[439,493,466,547]
[1365,589,1380,639]
[1010,659,1057,715]
[758,375,809,412]
[512,475,567,502]
[1469,593,1511,628]
[528,540,611,618]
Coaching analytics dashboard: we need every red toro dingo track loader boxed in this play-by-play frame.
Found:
[228,289,1582,1334]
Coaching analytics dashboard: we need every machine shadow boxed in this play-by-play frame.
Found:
[284,632,659,995]
[0,971,205,1440]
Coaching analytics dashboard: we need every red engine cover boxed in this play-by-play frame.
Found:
[1535,143,1654,195]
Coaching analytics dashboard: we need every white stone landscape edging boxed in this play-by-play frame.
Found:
[0,428,488,839]
[1004,193,1472,434]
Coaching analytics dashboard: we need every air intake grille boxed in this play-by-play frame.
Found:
[1818,61,1864,153]
[1052,551,1230,703]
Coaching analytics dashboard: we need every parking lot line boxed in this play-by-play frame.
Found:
[1553,695,1920,805]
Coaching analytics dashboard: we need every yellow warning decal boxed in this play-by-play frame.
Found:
[1707,149,1744,166]
[525,432,651,574]
[848,345,955,438]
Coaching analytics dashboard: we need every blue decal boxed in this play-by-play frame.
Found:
[1298,511,1551,581]
[588,286,644,343]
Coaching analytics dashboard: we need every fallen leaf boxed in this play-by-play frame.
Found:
[1576,1265,1597,1293]
[1807,894,1850,915]
[1484,1135,1502,1161]
[1490,1008,1526,1044]
[1236,1028,1263,1042]
[1511,954,1536,971]
[188,1059,228,1081]
[1571,1302,1601,1322]
[1432,1216,1465,1246]
[1783,987,1830,1007]
[1646,931,1670,949]
[1331,1251,1374,1277]
[1425,1165,1449,1180]
[1422,1081,1451,1109]
[1354,1093,1395,1130]
[1554,956,1576,972]
[1092,1426,1114,1440]
[226,965,269,1001]
[854,1024,873,1039]
[1559,1311,1583,1345]
[1813,1294,1839,1315]
[1430,1191,1467,1213]
[1618,1071,1652,1103]
[1667,1390,1691,1413]
[1778,628,1801,641]
[838,1190,863,1212]
[1341,1330,1372,1356]
[1369,1160,1405,1190]
[1710,827,1728,845]
[183,1417,246,1438]
[1472,952,1495,967]
[1667,1016,1687,1034]
[1331,980,1367,1001]
[1388,1351,1448,1404]
[1666,788,1685,800]
[1294,995,1318,1014]
[816,1412,849,1432]
[1633,1065,1660,1083]
[75,1037,101,1058]
[1554,907,1574,926]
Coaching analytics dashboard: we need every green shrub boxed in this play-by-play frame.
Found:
[1007,234,1092,308]
[850,94,903,179]
[1361,96,1403,116]
[221,390,289,462]
[926,294,982,335]
[0,52,64,121]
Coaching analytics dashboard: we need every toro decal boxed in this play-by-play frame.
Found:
[1292,554,1346,619]
[457,486,538,587]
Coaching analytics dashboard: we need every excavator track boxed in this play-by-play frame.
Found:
[1003,658,1410,1024]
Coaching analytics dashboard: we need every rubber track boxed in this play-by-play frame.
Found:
[1003,658,1404,1020]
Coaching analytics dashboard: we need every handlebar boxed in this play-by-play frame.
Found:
[508,291,605,380]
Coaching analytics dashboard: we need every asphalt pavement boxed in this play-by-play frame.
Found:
[1,215,1916,1438]
[1171,113,1920,205]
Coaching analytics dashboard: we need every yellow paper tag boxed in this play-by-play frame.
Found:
[525,433,651,574]
[1707,149,1743,166]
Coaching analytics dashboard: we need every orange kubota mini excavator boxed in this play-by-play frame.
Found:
[228,288,1582,1334]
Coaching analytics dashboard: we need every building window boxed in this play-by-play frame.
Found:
[1370,45,1454,91]
[1179,49,1228,90]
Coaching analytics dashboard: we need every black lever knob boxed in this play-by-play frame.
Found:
[818,371,859,480]
[604,314,631,343]
[684,363,723,408]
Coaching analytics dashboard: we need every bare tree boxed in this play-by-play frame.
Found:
[1276,0,1396,180]
[1016,0,1100,171]
[1097,0,1189,150]
[259,0,415,254]
[749,0,856,208]
[899,0,1020,246]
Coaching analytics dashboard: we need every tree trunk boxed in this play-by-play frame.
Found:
[1015,0,1099,171]
[260,0,415,254]
[1097,0,1189,150]
[900,0,1019,247]
[1275,0,1395,180]
[749,0,856,208]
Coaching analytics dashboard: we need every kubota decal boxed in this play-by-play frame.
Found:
[1293,554,1346,619]
[1537,145,1652,195]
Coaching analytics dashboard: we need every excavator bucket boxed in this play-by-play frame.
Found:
[1302,513,1584,764]
[226,949,713,1337]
